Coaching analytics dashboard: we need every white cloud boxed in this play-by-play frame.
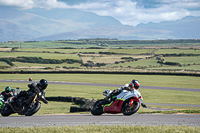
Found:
[34,0,68,9]
[0,0,68,9]
[0,0,199,26]
[0,0,34,8]
[67,0,200,26]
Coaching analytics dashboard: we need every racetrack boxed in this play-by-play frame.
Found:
[0,114,200,127]
[0,80,200,127]
[1,79,200,108]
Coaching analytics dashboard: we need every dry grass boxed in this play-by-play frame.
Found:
[80,54,152,64]
[0,48,12,51]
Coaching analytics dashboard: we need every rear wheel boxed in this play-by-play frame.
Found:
[91,99,105,115]
[122,99,140,116]
[1,104,14,117]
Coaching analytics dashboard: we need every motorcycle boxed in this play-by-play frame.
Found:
[91,89,143,116]
[1,91,43,117]
[0,88,20,111]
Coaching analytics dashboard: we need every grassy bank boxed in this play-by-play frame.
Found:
[0,125,200,133]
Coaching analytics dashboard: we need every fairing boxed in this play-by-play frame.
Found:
[104,99,124,113]
[102,89,141,114]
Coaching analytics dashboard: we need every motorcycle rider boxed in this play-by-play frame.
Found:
[13,79,48,107]
[1,86,14,101]
[103,79,147,108]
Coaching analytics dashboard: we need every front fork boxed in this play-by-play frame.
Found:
[129,99,134,106]
[29,94,38,108]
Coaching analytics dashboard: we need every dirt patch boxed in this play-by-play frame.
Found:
[0,48,12,51]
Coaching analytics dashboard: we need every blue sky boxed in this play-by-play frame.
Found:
[0,0,200,26]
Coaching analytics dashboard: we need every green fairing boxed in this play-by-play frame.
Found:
[0,98,3,108]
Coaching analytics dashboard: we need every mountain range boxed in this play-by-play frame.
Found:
[0,7,199,41]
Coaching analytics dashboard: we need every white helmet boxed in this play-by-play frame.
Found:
[103,89,112,97]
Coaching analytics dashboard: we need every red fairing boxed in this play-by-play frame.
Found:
[104,97,140,114]
[104,100,124,113]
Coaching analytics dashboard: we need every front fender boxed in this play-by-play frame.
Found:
[131,96,140,102]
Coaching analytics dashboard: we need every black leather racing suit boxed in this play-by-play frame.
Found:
[27,83,48,104]
[14,83,48,106]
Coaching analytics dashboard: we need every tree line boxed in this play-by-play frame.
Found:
[0,57,82,66]
[57,39,200,45]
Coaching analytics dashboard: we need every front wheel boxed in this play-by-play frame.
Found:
[91,99,105,115]
[1,104,14,117]
[122,99,140,116]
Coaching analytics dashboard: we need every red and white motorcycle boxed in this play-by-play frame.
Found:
[91,85,146,116]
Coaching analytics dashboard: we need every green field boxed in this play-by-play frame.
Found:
[1,73,200,88]
[0,51,80,60]
[1,42,200,72]
[16,48,106,53]
[155,48,200,55]
[0,39,200,72]
[1,125,200,133]
[162,56,200,65]
[1,39,199,48]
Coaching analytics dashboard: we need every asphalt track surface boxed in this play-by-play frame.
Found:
[0,114,200,127]
[0,80,200,128]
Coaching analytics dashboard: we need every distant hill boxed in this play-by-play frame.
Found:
[137,16,200,39]
[0,7,122,41]
[0,7,199,41]
[36,16,200,41]
[0,20,39,41]
[36,25,171,41]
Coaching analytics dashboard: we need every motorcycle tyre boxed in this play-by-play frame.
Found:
[24,102,41,116]
[1,104,14,117]
[122,100,140,116]
[91,99,104,116]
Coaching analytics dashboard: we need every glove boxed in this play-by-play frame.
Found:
[43,99,48,104]
[141,103,147,108]
[41,95,48,104]
[1,99,5,104]
[112,89,118,93]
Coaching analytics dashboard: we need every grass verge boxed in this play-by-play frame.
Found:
[0,125,200,133]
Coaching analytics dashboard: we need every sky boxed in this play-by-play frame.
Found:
[0,0,200,26]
